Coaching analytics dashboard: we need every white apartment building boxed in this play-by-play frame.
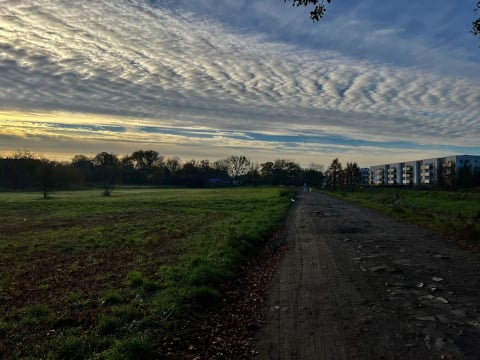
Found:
[369,155,480,186]
[402,160,420,186]
[369,164,388,185]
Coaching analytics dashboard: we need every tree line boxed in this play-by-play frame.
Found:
[0,150,326,196]
[2,151,476,197]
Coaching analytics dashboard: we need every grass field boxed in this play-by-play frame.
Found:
[0,187,293,359]
[328,188,480,246]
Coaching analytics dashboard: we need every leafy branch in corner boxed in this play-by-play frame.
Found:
[285,0,332,22]
[286,0,480,41]
[473,1,480,37]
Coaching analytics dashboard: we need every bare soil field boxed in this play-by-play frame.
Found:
[254,192,480,359]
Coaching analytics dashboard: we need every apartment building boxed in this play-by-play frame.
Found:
[420,158,441,185]
[369,164,388,185]
[387,163,403,185]
[360,168,370,185]
[369,155,480,186]
[402,160,420,186]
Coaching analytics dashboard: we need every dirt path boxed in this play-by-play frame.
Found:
[254,192,480,359]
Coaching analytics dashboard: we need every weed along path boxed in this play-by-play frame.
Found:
[254,192,480,359]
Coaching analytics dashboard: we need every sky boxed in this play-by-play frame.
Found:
[0,0,479,167]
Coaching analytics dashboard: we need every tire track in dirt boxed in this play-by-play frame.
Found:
[255,193,357,359]
[254,192,480,359]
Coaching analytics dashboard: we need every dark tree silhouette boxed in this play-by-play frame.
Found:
[303,163,324,188]
[285,0,331,21]
[165,157,181,175]
[325,158,343,189]
[92,152,120,196]
[129,150,161,174]
[271,159,301,185]
[474,1,480,36]
[38,158,54,199]
[224,155,251,181]
[286,0,480,40]
[344,162,362,189]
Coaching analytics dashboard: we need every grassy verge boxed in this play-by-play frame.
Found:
[0,187,293,359]
[326,188,480,247]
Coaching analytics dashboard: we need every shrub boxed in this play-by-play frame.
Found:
[102,189,112,197]
[126,271,158,291]
[150,288,183,316]
[105,337,156,360]
[188,258,231,287]
[189,286,222,308]
[0,320,10,336]
[65,292,82,304]
[57,336,90,360]
[157,265,182,286]
[392,204,405,214]
[110,305,141,322]
[279,188,294,198]
[234,238,254,256]
[102,290,123,305]
[97,315,122,335]
[452,222,480,245]
[21,304,54,327]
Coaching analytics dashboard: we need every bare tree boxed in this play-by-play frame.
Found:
[165,156,181,175]
[129,150,160,173]
[224,155,251,180]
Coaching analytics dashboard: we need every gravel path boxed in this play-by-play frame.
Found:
[254,192,480,359]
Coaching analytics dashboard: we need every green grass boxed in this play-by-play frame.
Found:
[56,335,91,360]
[0,187,292,358]
[328,188,480,245]
[104,337,156,360]
[97,315,123,335]
[21,304,55,328]
[102,290,125,305]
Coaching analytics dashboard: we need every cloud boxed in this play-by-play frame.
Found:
[0,0,479,165]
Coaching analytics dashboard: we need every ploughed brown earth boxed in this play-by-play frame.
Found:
[253,192,480,359]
